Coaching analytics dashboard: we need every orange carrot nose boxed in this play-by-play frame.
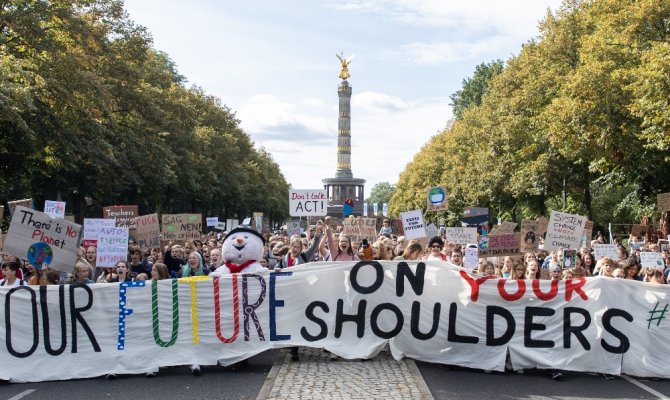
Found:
[236,237,244,245]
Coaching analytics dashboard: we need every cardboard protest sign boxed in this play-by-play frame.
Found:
[161,214,202,241]
[7,198,33,216]
[342,218,360,242]
[426,186,448,212]
[358,218,377,242]
[490,221,517,235]
[206,217,219,227]
[324,216,339,230]
[134,214,161,249]
[44,200,66,219]
[658,192,670,212]
[478,233,521,257]
[658,240,669,254]
[631,224,649,238]
[640,252,664,269]
[445,227,478,244]
[96,227,129,267]
[289,189,327,217]
[286,221,301,238]
[544,211,586,251]
[425,223,439,239]
[580,221,594,249]
[593,244,618,260]
[536,216,549,236]
[519,220,539,253]
[390,219,405,235]
[400,210,426,240]
[3,206,82,272]
[103,205,138,229]
[83,218,116,248]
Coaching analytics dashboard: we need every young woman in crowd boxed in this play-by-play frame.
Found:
[0,261,26,286]
[72,262,94,284]
[326,227,359,261]
[525,259,542,279]
[116,261,133,282]
[151,263,170,280]
[394,240,423,261]
[180,252,208,277]
[509,260,527,280]
[423,237,447,261]
[497,256,515,278]
[623,258,641,281]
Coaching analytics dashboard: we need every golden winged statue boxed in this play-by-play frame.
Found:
[336,53,354,80]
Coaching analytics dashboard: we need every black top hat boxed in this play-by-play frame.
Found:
[225,226,266,245]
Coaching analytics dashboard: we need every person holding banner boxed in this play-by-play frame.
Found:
[0,261,26,286]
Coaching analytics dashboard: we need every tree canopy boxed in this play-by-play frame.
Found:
[391,0,670,230]
[0,0,290,225]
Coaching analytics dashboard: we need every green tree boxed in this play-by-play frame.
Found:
[366,182,396,210]
[449,60,504,120]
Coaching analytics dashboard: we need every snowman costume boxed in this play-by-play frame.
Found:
[210,227,267,276]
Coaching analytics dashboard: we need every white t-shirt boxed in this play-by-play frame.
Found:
[0,278,26,287]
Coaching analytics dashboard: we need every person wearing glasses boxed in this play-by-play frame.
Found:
[423,237,447,261]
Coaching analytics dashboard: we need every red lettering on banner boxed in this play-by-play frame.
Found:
[459,270,493,302]
[532,279,559,301]
[565,278,588,301]
[497,279,526,301]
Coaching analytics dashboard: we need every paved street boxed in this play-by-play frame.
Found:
[2,349,670,399]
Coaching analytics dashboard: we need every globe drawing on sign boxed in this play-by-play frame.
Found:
[27,242,53,269]
[657,259,664,268]
[429,187,446,205]
[479,237,489,250]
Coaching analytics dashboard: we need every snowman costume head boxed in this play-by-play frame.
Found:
[210,227,267,276]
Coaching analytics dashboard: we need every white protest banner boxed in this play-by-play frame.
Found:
[382,203,388,217]
[478,234,521,257]
[161,214,202,241]
[242,217,251,226]
[640,252,664,269]
[658,192,670,212]
[286,221,301,238]
[373,203,379,216]
[44,200,66,219]
[96,227,129,268]
[103,205,138,229]
[134,214,161,249]
[1,261,669,382]
[544,211,586,251]
[7,198,33,216]
[445,227,478,244]
[426,185,448,212]
[83,218,116,248]
[206,217,219,227]
[289,189,327,217]
[425,223,439,239]
[593,244,618,260]
[464,244,479,269]
[519,220,539,253]
[363,203,368,217]
[227,219,238,232]
[400,210,426,240]
[3,206,82,272]
[215,222,226,231]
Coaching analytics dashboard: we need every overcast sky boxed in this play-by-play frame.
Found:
[124,0,563,198]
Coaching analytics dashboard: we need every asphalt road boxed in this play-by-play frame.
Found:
[2,352,670,400]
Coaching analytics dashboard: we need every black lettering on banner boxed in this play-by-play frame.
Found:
[524,307,555,348]
[370,303,403,339]
[350,261,383,294]
[563,307,591,350]
[396,262,425,297]
[601,308,632,354]
[410,301,440,340]
[301,301,329,342]
[40,285,67,356]
[69,284,100,353]
[448,302,478,344]
[5,286,39,358]
[486,306,515,346]
[335,299,366,338]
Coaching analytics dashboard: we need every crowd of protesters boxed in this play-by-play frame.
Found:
[0,216,669,380]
